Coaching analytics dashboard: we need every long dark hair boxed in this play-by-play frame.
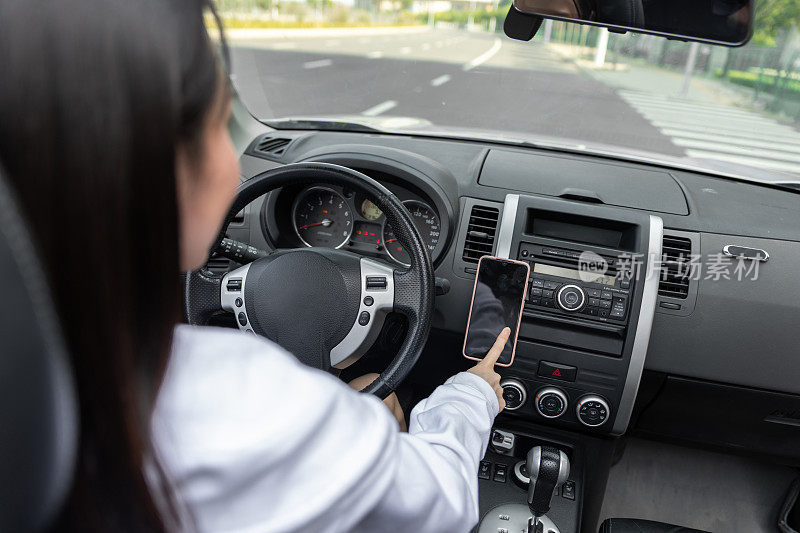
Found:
[0,0,228,529]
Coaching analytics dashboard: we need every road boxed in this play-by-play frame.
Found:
[228,27,800,176]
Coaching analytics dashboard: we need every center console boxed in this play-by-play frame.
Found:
[493,194,662,437]
[473,193,663,533]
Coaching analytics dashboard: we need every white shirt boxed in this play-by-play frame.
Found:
[152,325,499,533]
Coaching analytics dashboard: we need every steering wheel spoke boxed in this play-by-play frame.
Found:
[329,258,395,369]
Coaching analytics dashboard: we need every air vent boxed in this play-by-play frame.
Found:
[462,205,500,264]
[659,235,692,299]
[205,256,230,275]
[252,135,291,159]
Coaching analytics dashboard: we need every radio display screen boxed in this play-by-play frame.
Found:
[533,263,616,286]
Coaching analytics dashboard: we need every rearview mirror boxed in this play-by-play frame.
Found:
[508,0,753,46]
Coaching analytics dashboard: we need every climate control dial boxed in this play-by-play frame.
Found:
[556,284,586,312]
[499,378,527,411]
[576,395,610,427]
[535,387,568,419]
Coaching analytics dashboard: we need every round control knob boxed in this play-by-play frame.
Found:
[499,378,527,411]
[556,284,586,312]
[576,395,610,427]
[535,387,568,419]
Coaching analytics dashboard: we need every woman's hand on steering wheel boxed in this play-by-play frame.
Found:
[466,327,510,412]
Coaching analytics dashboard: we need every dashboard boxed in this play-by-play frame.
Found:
[262,176,447,267]
[223,127,800,464]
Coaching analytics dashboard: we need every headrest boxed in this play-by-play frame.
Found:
[0,165,78,530]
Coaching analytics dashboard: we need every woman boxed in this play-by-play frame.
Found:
[0,0,509,531]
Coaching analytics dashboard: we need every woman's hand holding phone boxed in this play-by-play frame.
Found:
[467,327,511,412]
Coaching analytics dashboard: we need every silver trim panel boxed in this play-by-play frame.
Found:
[329,258,394,368]
[495,193,519,259]
[612,215,663,435]
[221,263,254,333]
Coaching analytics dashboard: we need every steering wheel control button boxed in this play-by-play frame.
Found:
[363,296,374,306]
[556,284,586,312]
[499,378,527,411]
[235,298,243,308]
[358,311,371,326]
[226,278,242,292]
[237,312,248,327]
[537,361,577,382]
[535,387,568,419]
[576,395,610,427]
[366,276,388,290]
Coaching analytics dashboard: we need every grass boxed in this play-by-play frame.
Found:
[719,68,800,100]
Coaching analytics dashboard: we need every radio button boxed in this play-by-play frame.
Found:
[531,279,544,288]
[601,291,613,300]
[543,289,554,299]
[610,309,625,319]
[588,298,600,307]
[583,308,598,316]
[529,297,541,306]
[620,279,631,289]
[529,287,543,297]
[587,288,602,298]
[600,300,611,309]
[556,285,586,312]
[544,280,560,290]
[541,299,555,308]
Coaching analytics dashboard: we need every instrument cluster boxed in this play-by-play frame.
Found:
[267,181,445,267]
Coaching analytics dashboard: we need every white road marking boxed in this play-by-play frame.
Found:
[463,38,502,71]
[431,74,451,87]
[400,46,412,54]
[367,50,383,59]
[619,89,800,176]
[362,100,397,116]
[303,59,333,69]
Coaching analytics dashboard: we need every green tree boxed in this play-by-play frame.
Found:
[754,0,800,42]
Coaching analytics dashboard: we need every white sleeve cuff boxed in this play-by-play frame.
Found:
[445,371,501,418]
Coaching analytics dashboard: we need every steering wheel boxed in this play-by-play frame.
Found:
[184,162,434,399]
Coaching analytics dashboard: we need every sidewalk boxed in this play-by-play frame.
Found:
[547,43,752,107]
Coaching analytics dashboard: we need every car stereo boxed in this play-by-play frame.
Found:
[516,241,634,326]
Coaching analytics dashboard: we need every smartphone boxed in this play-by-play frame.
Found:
[463,256,530,367]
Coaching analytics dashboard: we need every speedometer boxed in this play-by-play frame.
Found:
[383,200,440,266]
[293,187,353,248]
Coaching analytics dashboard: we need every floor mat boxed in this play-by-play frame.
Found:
[599,437,798,532]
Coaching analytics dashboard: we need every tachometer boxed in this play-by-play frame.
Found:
[293,187,353,248]
[383,200,440,266]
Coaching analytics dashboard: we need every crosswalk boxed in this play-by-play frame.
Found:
[619,90,800,176]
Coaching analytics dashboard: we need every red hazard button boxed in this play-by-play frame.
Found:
[537,361,577,382]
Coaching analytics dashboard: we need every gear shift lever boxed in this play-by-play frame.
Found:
[526,446,570,532]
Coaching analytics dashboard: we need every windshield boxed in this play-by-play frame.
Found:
[216,1,800,180]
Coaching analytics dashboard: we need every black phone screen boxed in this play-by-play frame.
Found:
[463,257,529,365]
